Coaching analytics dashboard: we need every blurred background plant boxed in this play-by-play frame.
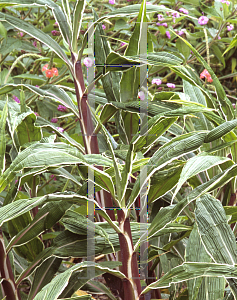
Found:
[0,0,237,299]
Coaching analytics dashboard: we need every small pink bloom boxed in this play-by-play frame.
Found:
[109,0,115,4]
[172,12,180,18]
[102,24,106,30]
[218,36,221,39]
[33,41,37,47]
[179,8,189,14]
[226,1,230,5]
[232,103,236,109]
[152,78,162,85]
[198,16,209,25]
[138,91,145,101]
[166,31,171,39]
[34,112,39,116]
[56,127,64,133]
[13,95,20,103]
[120,42,126,47]
[50,174,57,181]
[51,118,58,123]
[18,32,23,37]
[167,83,175,88]
[54,22,58,26]
[57,105,68,112]
[227,24,234,31]
[162,22,168,27]
[35,85,39,88]
[157,14,164,21]
[83,57,93,67]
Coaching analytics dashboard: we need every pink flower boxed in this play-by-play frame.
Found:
[138,91,145,101]
[232,103,236,109]
[56,127,64,133]
[198,16,209,25]
[54,22,58,26]
[102,24,106,30]
[227,24,234,31]
[157,14,164,21]
[13,95,20,103]
[152,78,162,85]
[50,174,57,181]
[51,30,60,36]
[34,112,39,116]
[172,12,180,18]
[166,31,171,39]
[57,105,68,112]
[35,85,39,88]
[109,0,115,4]
[178,29,186,36]
[51,118,58,123]
[221,0,230,4]
[200,69,213,83]
[179,8,189,14]
[120,42,126,47]
[161,22,168,27]
[218,36,221,39]
[83,57,93,67]
[167,83,175,88]
[33,40,37,47]
[18,32,23,37]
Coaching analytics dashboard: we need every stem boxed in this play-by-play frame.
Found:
[0,228,21,300]
[117,210,144,300]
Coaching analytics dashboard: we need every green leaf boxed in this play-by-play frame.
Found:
[185,224,225,300]
[0,12,70,65]
[176,38,190,61]
[173,152,230,199]
[72,0,86,53]
[33,262,125,300]
[16,113,42,146]
[0,21,7,39]
[142,262,237,294]
[0,100,7,174]
[196,194,237,297]
[6,201,71,250]
[204,119,237,143]
[223,34,237,56]
[119,0,146,102]
[28,257,62,300]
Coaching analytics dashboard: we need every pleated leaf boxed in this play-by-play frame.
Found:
[142,262,237,294]
[195,194,237,265]
[173,152,230,199]
[185,223,225,300]
[0,100,7,174]
[33,262,125,300]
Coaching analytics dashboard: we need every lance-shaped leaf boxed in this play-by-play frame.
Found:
[72,0,86,54]
[33,261,125,300]
[0,12,71,66]
[148,162,237,239]
[131,116,177,153]
[204,119,237,143]
[0,84,79,119]
[173,152,230,199]
[105,51,182,72]
[196,194,237,297]
[142,262,237,294]
[6,201,71,251]
[196,194,237,265]
[120,0,146,102]
[223,34,237,56]
[27,257,62,300]
[128,131,208,208]
[185,223,225,300]
[0,100,8,174]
